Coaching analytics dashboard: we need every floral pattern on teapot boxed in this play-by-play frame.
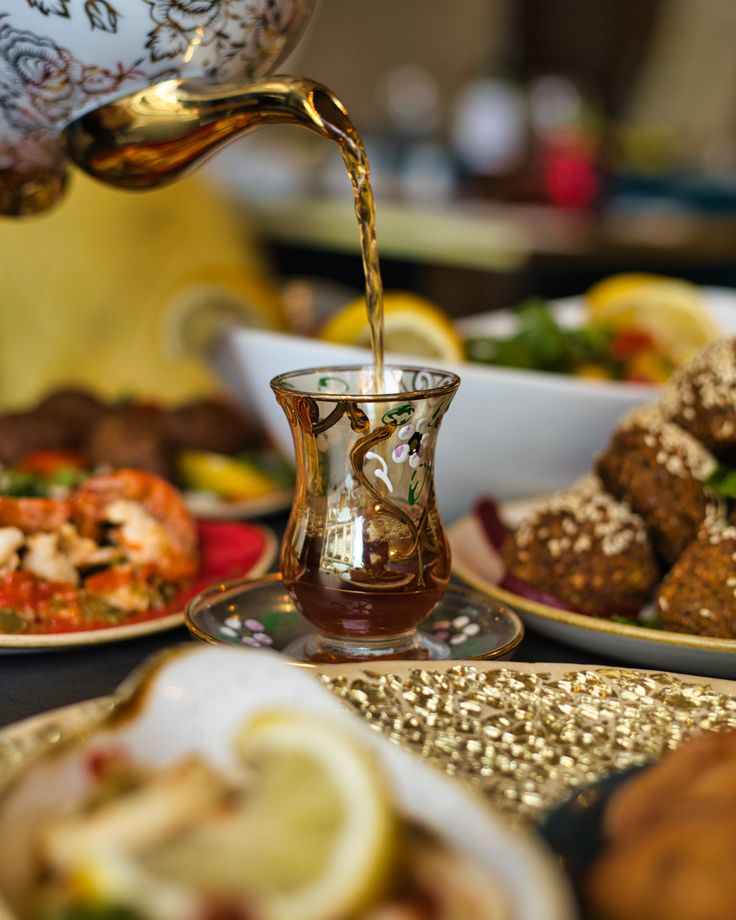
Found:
[0,0,314,198]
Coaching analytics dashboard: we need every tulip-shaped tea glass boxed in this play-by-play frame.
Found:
[271,365,460,663]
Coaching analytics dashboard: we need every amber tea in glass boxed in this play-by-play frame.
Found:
[272,365,460,662]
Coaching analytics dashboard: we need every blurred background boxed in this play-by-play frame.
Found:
[208,0,736,314]
[6,0,736,405]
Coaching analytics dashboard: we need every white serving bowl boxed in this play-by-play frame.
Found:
[207,289,736,521]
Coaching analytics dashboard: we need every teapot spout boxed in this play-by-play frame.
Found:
[62,75,359,191]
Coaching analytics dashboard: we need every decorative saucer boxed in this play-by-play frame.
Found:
[185,574,524,661]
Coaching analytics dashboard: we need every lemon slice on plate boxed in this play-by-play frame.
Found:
[320,291,464,361]
[584,274,719,365]
[231,710,396,920]
[177,450,279,500]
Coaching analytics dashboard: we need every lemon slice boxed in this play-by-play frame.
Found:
[585,273,673,317]
[177,450,278,500]
[320,291,464,361]
[584,276,718,365]
[164,266,288,359]
[232,710,395,920]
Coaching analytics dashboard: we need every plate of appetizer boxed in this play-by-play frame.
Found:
[0,467,277,650]
[0,647,574,920]
[449,334,736,678]
[0,389,294,521]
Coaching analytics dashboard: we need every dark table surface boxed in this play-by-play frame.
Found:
[0,511,614,731]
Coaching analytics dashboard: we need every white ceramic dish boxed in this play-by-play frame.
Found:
[208,288,736,520]
[185,486,293,520]
[448,511,736,679]
[0,647,575,920]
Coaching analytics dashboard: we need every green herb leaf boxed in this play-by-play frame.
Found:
[463,299,619,376]
[706,465,736,499]
[609,615,663,630]
[0,468,49,498]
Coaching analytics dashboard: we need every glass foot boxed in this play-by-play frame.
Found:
[284,629,450,664]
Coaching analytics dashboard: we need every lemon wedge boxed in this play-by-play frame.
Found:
[585,273,673,316]
[584,275,718,365]
[231,710,395,920]
[177,450,278,500]
[320,291,464,361]
[164,266,288,359]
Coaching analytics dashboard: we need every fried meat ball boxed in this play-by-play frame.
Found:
[596,404,717,565]
[85,409,172,479]
[586,731,736,920]
[0,411,71,464]
[662,338,736,458]
[34,387,107,446]
[162,398,259,456]
[656,511,736,638]
[503,476,659,616]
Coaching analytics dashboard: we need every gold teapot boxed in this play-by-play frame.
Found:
[0,0,338,216]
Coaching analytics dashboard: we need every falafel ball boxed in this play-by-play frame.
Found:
[86,409,172,479]
[0,411,72,465]
[596,404,717,565]
[657,510,736,638]
[661,338,736,458]
[34,387,107,446]
[504,476,660,617]
[162,398,259,455]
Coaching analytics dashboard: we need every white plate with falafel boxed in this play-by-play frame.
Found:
[449,336,736,679]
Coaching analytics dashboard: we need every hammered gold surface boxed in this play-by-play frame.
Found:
[322,666,736,824]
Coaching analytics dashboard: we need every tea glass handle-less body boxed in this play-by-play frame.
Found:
[271,365,460,663]
[0,0,316,216]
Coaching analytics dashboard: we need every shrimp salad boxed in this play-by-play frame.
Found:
[0,469,199,634]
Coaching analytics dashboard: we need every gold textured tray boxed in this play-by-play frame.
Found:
[2,661,736,825]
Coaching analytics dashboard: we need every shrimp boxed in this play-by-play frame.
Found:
[0,497,71,534]
[71,470,199,582]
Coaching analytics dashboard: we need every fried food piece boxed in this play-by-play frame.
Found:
[0,411,71,465]
[603,731,736,843]
[587,817,736,920]
[596,404,717,565]
[162,398,259,455]
[503,476,659,616]
[662,338,736,458]
[34,387,107,446]
[86,409,172,479]
[587,732,736,920]
[656,512,736,638]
